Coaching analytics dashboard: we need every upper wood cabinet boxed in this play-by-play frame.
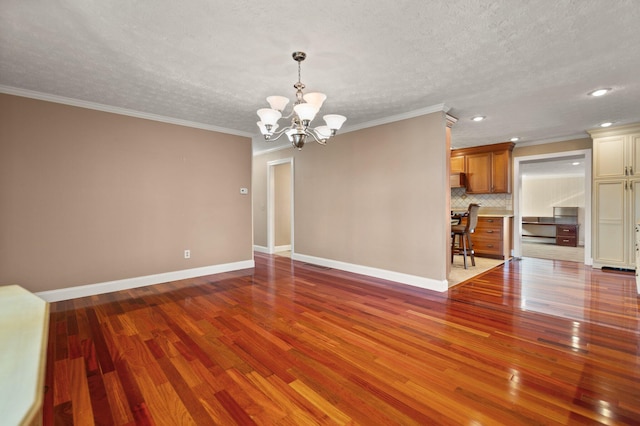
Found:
[450,142,515,193]
[450,155,465,174]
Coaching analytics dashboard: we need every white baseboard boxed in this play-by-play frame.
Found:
[36,259,255,302]
[291,253,448,292]
[274,245,291,252]
[253,245,270,254]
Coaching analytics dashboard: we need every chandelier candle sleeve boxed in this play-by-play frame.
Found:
[256,51,346,150]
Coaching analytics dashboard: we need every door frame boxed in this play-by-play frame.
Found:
[267,157,294,254]
[513,149,592,265]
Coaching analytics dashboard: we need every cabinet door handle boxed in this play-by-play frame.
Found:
[487,244,494,248]
[487,219,494,223]
[625,166,629,176]
[563,239,569,243]
[486,230,494,233]
[563,229,570,232]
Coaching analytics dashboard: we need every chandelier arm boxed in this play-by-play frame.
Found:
[307,128,328,145]
[264,126,293,142]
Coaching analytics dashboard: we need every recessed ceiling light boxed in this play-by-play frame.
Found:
[510,137,520,142]
[600,122,613,128]
[589,88,611,97]
[572,162,580,166]
[471,116,485,122]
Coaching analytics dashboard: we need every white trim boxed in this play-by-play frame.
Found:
[292,253,448,292]
[513,149,592,265]
[0,85,254,138]
[588,123,640,138]
[35,260,255,302]
[252,142,293,157]
[514,133,589,147]
[252,103,451,155]
[253,245,270,254]
[341,103,450,133]
[274,245,292,252]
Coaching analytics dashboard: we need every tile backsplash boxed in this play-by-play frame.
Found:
[451,188,513,211]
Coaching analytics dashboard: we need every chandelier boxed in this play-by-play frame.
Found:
[256,51,347,150]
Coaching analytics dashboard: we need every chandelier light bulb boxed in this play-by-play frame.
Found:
[294,103,318,121]
[257,108,281,126]
[303,92,327,110]
[324,114,347,130]
[266,96,289,111]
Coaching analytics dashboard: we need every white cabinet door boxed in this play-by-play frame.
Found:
[630,133,640,178]
[594,180,627,267]
[629,177,640,267]
[594,136,627,179]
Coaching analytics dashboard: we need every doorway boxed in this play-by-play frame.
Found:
[513,149,591,264]
[267,158,294,254]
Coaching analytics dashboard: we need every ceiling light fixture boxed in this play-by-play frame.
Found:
[600,122,613,128]
[471,116,485,122]
[572,162,580,166]
[589,88,611,97]
[510,137,520,142]
[256,51,346,150]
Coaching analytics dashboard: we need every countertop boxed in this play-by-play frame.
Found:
[451,209,513,218]
[0,285,49,426]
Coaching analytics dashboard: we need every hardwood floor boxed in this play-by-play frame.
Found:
[43,253,640,425]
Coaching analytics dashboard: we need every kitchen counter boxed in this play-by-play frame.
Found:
[451,209,513,218]
[0,285,49,426]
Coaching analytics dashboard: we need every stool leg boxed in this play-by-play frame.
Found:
[451,233,455,263]
[462,232,468,269]
[467,233,475,266]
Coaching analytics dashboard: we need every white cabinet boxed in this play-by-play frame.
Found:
[593,130,640,179]
[590,124,640,270]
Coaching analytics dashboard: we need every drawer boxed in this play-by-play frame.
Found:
[474,228,502,240]
[556,236,577,247]
[472,239,503,254]
[477,217,503,229]
[556,225,577,237]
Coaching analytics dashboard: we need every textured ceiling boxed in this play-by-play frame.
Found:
[1,1,639,152]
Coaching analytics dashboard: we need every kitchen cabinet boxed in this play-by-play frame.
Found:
[473,216,513,259]
[589,123,640,270]
[450,142,515,194]
[450,155,465,173]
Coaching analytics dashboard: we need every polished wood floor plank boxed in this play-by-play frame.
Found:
[42,254,640,425]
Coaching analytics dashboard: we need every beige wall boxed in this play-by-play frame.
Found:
[253,112,450,282]
[0,94,253,293]
[513,137,592,157]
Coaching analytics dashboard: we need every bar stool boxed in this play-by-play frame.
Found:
[451,203,481,269]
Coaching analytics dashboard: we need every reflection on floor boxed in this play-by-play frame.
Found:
[522,240,584,263]
[449,256,505,287]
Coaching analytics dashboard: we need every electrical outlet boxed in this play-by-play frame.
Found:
[184,249,190,259]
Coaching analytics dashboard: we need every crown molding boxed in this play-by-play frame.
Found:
[587,122,640,137]
[513,132,590,147]
[0,85,254,138]
[342,103,451,134]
